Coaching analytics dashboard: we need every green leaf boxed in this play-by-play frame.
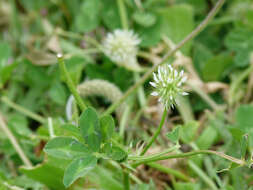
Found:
[174,182,200,190]
[236,105,253,130]
[44,137,91,159]
[103,143,127,161]
[63,156,97,187]
[202,53,233,81]
[79,107,101,151]
[225,28,253,67]
[179,121,199,144]
[61,124,83,140]
[156,4,194,54]
[0,42,15,88]
[133,11,157,27]
[196,126,218,150]
[101,0,121,29]
[20,160,66,190]
[166,126,180,143]
[240,134,249,160]
[73,0,101,32]
[100,115,115,142]
[49,81,67,106]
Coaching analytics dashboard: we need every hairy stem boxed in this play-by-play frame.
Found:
[57,54,86,111]
[140,109,168,156]
[103,0,226,116]
[131,150,245,167]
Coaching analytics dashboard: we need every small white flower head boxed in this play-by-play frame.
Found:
[150,64,188,109]
[103,29,141,71]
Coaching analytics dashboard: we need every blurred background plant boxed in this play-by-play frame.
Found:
[0,0,253,189]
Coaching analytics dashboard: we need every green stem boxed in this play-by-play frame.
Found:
[47,117,55,139]
[117,0,128,30]
[103,0,226,116]
[187,82,221,111]
[57,54,86,111]
[123,170,130,190]
[140,109,167,156]
[147,162,191,182]
[188,160,218,190]
[130,145,180,161]
[131,150,245,167]
[1,96,46,124]
[229,65,253,105]
[119,105,131,138]
[134,73,146,107]
[57,29,101,48]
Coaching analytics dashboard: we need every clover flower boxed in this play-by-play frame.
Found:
[150,64,188,109]
[103,29,141,71]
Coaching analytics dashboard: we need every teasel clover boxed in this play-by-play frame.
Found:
[150,64,188,109]
[102,29,142,71]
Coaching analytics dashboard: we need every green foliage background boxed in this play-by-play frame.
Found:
[0,0,253,189]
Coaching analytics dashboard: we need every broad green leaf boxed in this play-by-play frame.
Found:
[73,0,101,32]
[44,137,91,159]
[88,166,123,190]
[103,143,127,161]
[0,42,15,88]
[133,11,157,27]
[196,126,218,150]
[61,124,80,136]
[79,107,101,152]
[166,126,180,143]
[100,115,115,142]
[225,28,253,67]
[174,182,200,190]
[49,81,67,106]
[101,0,121,29]
[136,20,161,47]
[156,4,194,54]
[8,114,31,137]
[193,43,213,77]
[179,121,199,144]
[236,105,253,130]
[20,160,66,190]
[202,53,233,81]
[63,156,97,187]
[240,134,249,159]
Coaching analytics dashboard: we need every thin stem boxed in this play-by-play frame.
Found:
[130,145,180,161]
[134,73,146,107]
[147,162,191,182]
[140,109,167,156]
[119,105,131,138]
[56,29,101,48]
[48,117,55,138]
[187,82,220,111]
[103,0,226,116]
[229,65,253,105]
[188,160,218,190]
[1,96,46,124]
[57,54,86,111]
[123,170,130,190]
[0,113,32,167]
[117,0,128,30]
[131,150,245,167]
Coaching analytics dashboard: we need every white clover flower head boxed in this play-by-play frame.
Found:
[103,29,141,71]
[150,64,188,109]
